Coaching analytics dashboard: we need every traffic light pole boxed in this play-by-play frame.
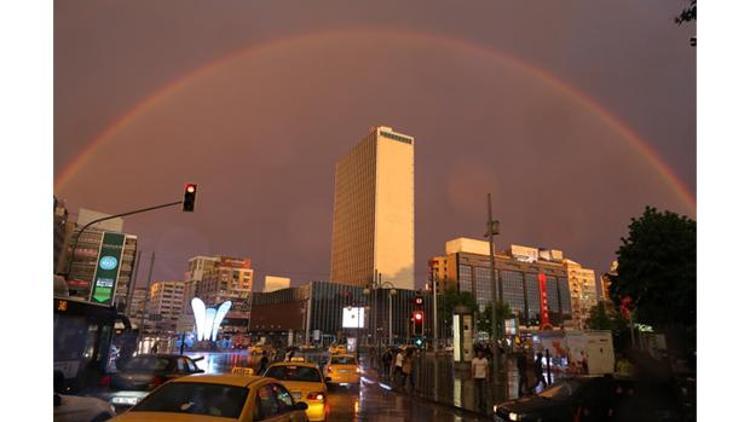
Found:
[486,193,501,377]
[64,200,182,280]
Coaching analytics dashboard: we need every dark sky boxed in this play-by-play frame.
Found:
[54,0,696,287]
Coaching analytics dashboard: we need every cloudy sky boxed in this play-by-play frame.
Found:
[54,0,696,286]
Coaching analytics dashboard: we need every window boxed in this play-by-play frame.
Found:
[272,383,294,412]
[132,382,248,418]
[256,384,280,420]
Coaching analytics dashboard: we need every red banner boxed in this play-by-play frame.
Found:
[538,273,550,327]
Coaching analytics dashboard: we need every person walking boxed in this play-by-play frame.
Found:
[402,350,415,392]
[516,352,529,397]
[533,353,548,391]
[472,349,490,412]
[257,351,269,375]
[382,349,393,379]
[393,348,405,385]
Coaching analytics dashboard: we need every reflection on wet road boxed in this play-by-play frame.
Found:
[183,351,487,421]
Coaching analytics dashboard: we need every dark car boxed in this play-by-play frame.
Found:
[107,354,204,410]
[493,376,686,422]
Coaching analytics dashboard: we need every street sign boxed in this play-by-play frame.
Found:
[90,232,126,305]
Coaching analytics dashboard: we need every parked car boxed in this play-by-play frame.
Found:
[107,354,204,410]
[492,375,686,422]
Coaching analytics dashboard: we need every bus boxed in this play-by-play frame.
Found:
[54,296,134,393]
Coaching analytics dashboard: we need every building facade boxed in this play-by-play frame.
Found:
[330,126,415,290]
[248,281,435,346]
[429,238,574,328]
[148,281,186,333]
[63,209,138,310]
[264,276,291,293]
[195,256,254,307]
[564,259,598,329]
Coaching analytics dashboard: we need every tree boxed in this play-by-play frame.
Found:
[477,301,514,335]
[437,287,478,335]
[585,301,627,331]
[610,206,696,355]
[675,0,697,25]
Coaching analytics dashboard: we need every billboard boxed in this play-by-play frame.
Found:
[90,232,126,304]
[511,245,539,263]
[342,307,365,328]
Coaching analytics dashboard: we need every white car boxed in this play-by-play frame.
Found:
[54,393,116,422]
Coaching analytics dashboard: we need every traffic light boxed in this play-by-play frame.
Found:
[414,337,424,348]
[413,310,424,336]
[183,183,197,212]
[414,296,424,307]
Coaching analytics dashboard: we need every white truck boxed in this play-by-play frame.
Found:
[533,330,615,375]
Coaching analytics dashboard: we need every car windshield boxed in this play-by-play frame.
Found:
[538,380,583,400]
[132,382,248,418]
[265,366,322,382]
[124,356,171,372]
[331,356,356,365]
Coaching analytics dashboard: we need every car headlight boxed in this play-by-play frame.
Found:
[509,412,519,421]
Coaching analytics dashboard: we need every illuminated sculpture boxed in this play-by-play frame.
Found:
[191,298,232,341]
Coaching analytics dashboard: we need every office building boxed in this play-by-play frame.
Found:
[63,208,138,309]
[330,126,415,290]
[264,276,291,293]
[429,238,573,328]
[148,281,186,333]
[194,256,254,307]
[564,259,598,329]
[128,288,147,323]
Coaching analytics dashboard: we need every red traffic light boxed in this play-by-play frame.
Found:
[183,183,198,212]
[414,312,423,321]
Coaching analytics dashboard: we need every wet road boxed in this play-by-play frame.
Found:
[184,351,488,421]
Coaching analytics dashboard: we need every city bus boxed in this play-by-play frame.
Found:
[54,296,134,393]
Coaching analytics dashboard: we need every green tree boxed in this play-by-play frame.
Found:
[477,301,515,335]
[437,287,477,334]
[585,301,627,331]
[611,206,696,355]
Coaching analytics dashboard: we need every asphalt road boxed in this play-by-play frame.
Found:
[185,350,488,422]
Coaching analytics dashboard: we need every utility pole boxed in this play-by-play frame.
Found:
[485,194,500,359]
[125,250,142,315]
[137,251,156,353]
[431,263,438,351]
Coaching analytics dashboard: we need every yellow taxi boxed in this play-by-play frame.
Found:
[110,374,308,421]
[262,361,328,421]
[323,354,361,387]
[248,344,265,355]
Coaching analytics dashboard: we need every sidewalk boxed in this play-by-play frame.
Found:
[361,353,531,417]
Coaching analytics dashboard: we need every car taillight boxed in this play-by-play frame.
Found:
[307,392,325,401]
[148,375,166,389]
[99,375,111,387]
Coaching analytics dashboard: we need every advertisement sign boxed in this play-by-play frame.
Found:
[538,273,550,327]
[511,245,539,263]
[452,315,461,362]
[90,232,126,304]
[342,307,365,328]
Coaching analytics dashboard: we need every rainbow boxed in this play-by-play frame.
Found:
[55,28,695,210]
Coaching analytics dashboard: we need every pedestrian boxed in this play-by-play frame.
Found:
[394,348,405,385]
[516,352,529,397]
[285,348,295,362]
[532,353,548,391]
[257,351,269,375]
[382,349,393,379]
[472,349,490,412]
[402,350,414,392]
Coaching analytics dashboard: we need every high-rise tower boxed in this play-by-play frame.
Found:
[330,126,415,290]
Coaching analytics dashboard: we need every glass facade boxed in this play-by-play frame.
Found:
[458,265,473,294]
[545,276,560,314]
[501,270,525,316]
[524,273,541,323]
[558,277,572,315]
[474,267,493,310]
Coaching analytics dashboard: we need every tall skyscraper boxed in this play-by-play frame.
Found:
[330,126,415,290]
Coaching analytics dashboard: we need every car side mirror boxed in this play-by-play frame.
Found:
[325,377,332,383]
[294,402,308,411]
